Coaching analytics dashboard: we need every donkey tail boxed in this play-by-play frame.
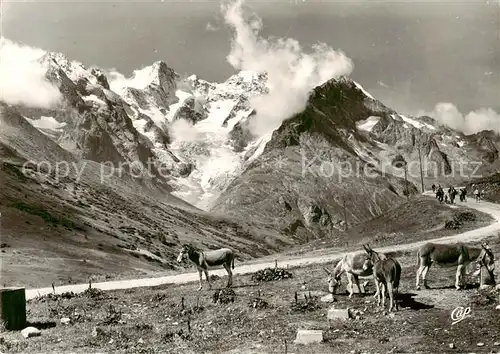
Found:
[232,255,235,269]
[416,250,421,268]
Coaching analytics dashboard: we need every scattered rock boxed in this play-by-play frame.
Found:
[348,309,364,319]
[213,288,236,304]
[248,297,268,310]
[494,341,500,346]
[294,329,323,345]
[137,338,144,344]
[496,305,500,311]
[449,343,455,349]
[251,267,293,282]
[477,343,485,347]
[83,287,107,300]
[60,317,71,325]
[320,294,336,303]
[327,307,350,321]
[21,327,41,339]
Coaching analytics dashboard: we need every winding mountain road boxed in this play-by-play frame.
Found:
[25,194,500,300]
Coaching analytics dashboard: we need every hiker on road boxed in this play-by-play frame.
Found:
[459,188,467,202]
[474,187,480,202]
[436,185,444,203]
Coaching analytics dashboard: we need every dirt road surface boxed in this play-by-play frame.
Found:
[25,193,500,300]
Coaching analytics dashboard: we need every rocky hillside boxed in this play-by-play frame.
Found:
[467,172,500,203]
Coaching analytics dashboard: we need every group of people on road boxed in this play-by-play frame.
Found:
[431,183,484,204]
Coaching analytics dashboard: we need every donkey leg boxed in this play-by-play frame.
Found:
[386,282,394,312]
[455,265,464,290]
[352,275,362,296]
[203,269,212,289]
[374,280,381,306]
[347,273,355,298]
[456,264,466,290]
[394,286,399,311]
[197,269,203,291]
[381,283,387,307]
[373,275,380,298]
[223,264,233,288]
[422,265,431,289]
[416,264,425,290]
[360,278,367,295]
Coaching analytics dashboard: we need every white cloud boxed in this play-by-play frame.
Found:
[168,118,201,143]
[106,65,158,93]
[221,0,354,137]
[206,22,219,32]
[377,80,390,88]
[0,37,62,108]
[421,102,500,134]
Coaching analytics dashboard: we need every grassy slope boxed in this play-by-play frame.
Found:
[0,160,283,288]
[3,235,499,354]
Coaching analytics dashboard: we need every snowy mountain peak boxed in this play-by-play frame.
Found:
[223,70,268,93]
[112,60,178,93]
[39,52,100,86]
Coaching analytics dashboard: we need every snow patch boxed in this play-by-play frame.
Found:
[353,81,375,100]
[25,116,66,131]
[400,115,436,130]
[82,94,106,106]
[356,116,380,132]
[165,90,193,122]
[109,62,164,92]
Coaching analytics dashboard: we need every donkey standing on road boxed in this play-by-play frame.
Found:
[177,244,235,291]
[324,252,382,298]
[415,242,495,290]
[362,244,401,312]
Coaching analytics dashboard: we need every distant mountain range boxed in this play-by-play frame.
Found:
[1,48,499,286]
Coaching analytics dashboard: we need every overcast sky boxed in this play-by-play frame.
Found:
[2,0,499,115]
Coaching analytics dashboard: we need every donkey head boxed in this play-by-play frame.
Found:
[324,267,341,294]
[477,242,495,271]
[177,244,192,263]
[362,244,379,271]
